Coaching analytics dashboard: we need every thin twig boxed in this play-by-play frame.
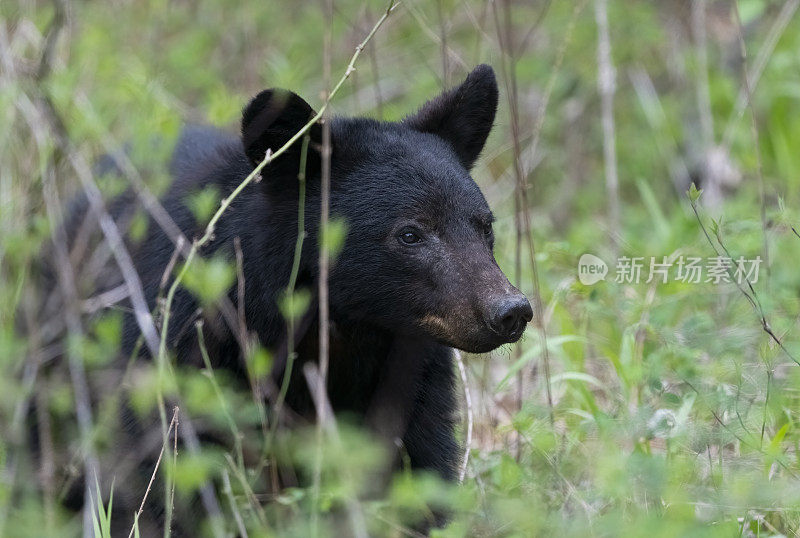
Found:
[165,405,179,538]
[196,321,245,467]
[77,88,249,354]
[526,0,587,172]
[682,378,797,477]
[128,407,179,538]
[367,10,384,119]
[159,237,186,291]
[594,0,620,249]
[628,68,692,196]
[6,8,101,535]
[270,134,311,436]
[319,0,334,436]
[692,0,714,153]
[312,0,335,533]
[492,0,527,455]
[23,25,164,358]
[233,236,250,354]
[158,0,398,390]
[30,92,162,357]
[221,470,248,538]
[436,0,450,88]
[303,363,368,538]
[731,0,770,275]
[73,92,189,253]
[81,284,130,314]
[454,350,473,483]
[514,1,586,435]
[177,412,225,538]
[691,0,726,207]
[16,93,100,538]
[689,198,798,366]
[404,1,468,75]
[35,382,56,532]
[155,4,399,502]
[224,454,270,530]
[722,0,800,149]
[492,0,557,430]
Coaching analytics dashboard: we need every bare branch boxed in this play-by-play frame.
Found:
[15,92,100,538]
[731,0,770,273]
[221,470,248,538]
[303,363,368,538]
[722,0,800,148]
[594,0,620,247]
[128,407,179,538]
[177,411,225,538]
[454,350,473,483]
[158,0,398,382]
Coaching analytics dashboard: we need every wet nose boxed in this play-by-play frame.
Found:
[489,295,533,341]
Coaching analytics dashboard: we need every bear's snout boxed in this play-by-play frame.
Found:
[486,294,533,343]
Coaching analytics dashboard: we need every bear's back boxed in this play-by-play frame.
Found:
[169,124,249,194]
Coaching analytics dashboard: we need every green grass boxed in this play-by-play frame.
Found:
[3,0,800,536]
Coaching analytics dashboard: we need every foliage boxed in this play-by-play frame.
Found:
[3,0,800,536]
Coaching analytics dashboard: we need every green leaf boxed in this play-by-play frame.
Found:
[321,217,348,262]
[766,423,790,459]
[248,346,273,380]
[496,335,584,391]
[92,477,113,538]
[636,178,669,243]
[93,311,122,347]
[186,186,220,227]
[171,451,221,493]
[278,287,312,323]
[687,182,703,203]
[128,210,149,244]
[181,255,235,306]
[550,371,607,391]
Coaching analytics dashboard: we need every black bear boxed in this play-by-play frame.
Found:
[126,63,531,506]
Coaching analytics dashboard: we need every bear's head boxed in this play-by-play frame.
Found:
[241,65,532,354]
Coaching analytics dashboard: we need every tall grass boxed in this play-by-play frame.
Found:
[2,0,800,536]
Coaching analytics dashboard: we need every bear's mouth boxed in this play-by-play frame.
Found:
[418,313,527,354]
[449,333,521,354]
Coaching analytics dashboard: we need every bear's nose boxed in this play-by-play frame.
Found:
[489,295,533,341]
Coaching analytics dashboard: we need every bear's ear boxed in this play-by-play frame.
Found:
[241,89,322,171]
[404,64,498,170]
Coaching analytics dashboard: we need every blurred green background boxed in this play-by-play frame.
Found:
[3,0,800,536]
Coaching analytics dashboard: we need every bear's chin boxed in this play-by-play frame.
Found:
[442,333,520,355]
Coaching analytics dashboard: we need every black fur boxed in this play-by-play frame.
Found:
[124,64,524,496]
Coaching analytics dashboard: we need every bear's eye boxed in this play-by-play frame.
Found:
[398,228,423,245]
[482,222,493,236]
